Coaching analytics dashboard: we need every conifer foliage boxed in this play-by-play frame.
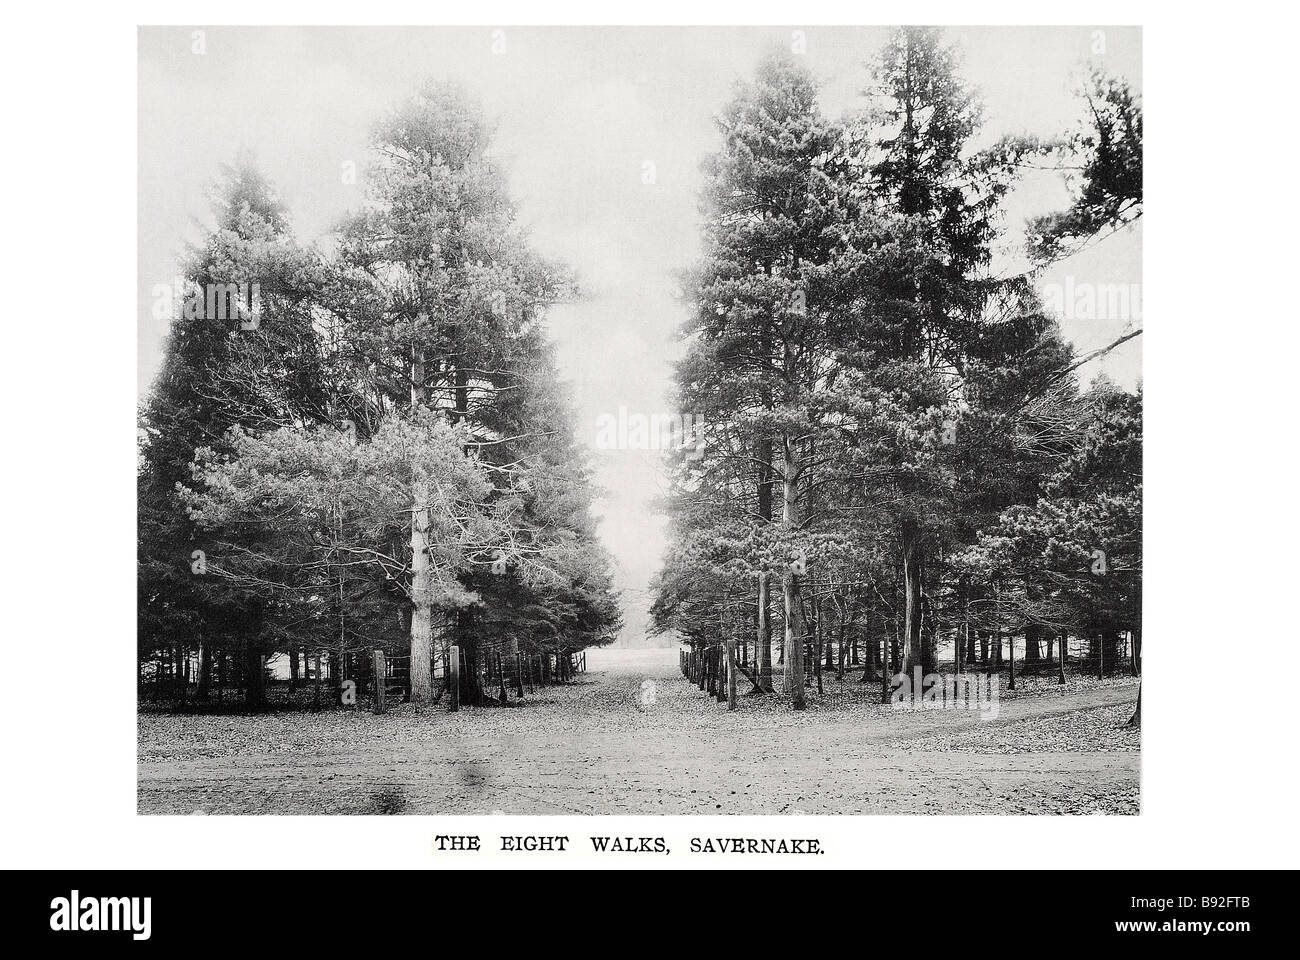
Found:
[652,28,1142,709]
[139,84,620,708]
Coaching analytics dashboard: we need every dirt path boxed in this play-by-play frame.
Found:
[138,647,1139,815]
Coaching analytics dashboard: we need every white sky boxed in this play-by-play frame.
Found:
[139,25,1141,644]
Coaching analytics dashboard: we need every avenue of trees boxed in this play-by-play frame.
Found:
[139,82,621,709]
[650,28,1143,711]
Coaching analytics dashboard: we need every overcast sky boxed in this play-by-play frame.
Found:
[139,25,1142,644]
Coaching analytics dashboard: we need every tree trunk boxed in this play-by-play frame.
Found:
[879,636,891,705]
[496,651,509,703]
[901,522,924,676]
[288,640,300,692]
[726,637,738,711]
[456,609,485,705]
[756,571,773,693]
[824,606,836,670]
[782,575,806,708]
[1128,683,1141,727]
[1024,625,1040,666]
[756,414,775,692]
[408,482,435,704]
[811,613,821,697]
[781,435,806,710]
[921,593,937,675]
[243,640,265,709]
[178,644,190,705]
[813,603,824,697]
[196,640,211,700]
[1058,631,1068,684]
[860,628,879,683]
[1090,629,1120,676]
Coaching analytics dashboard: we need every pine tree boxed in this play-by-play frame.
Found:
[672,51,850,709]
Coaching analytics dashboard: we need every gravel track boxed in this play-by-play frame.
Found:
[138,647,1139,815]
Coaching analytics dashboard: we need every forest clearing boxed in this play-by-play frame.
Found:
[139,647,1139,815]
[137,26,1142,818]
[13,5,1300,917]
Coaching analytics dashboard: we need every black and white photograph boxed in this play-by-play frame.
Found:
[4,2,1299,920]
[135,23,1143,817]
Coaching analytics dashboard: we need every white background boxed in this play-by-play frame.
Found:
[1,0,1296,870]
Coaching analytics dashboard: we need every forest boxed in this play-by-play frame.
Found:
[139,27,1142,724]
[138,83,623,709]
[648,28,1142,714]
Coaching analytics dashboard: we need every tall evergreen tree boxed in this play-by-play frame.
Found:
[138,154,325,706]
[673,51,850,708]
[324,80,572,703]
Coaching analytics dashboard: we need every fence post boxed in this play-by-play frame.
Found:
[449,645,460,712]
[372,649,386,714]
